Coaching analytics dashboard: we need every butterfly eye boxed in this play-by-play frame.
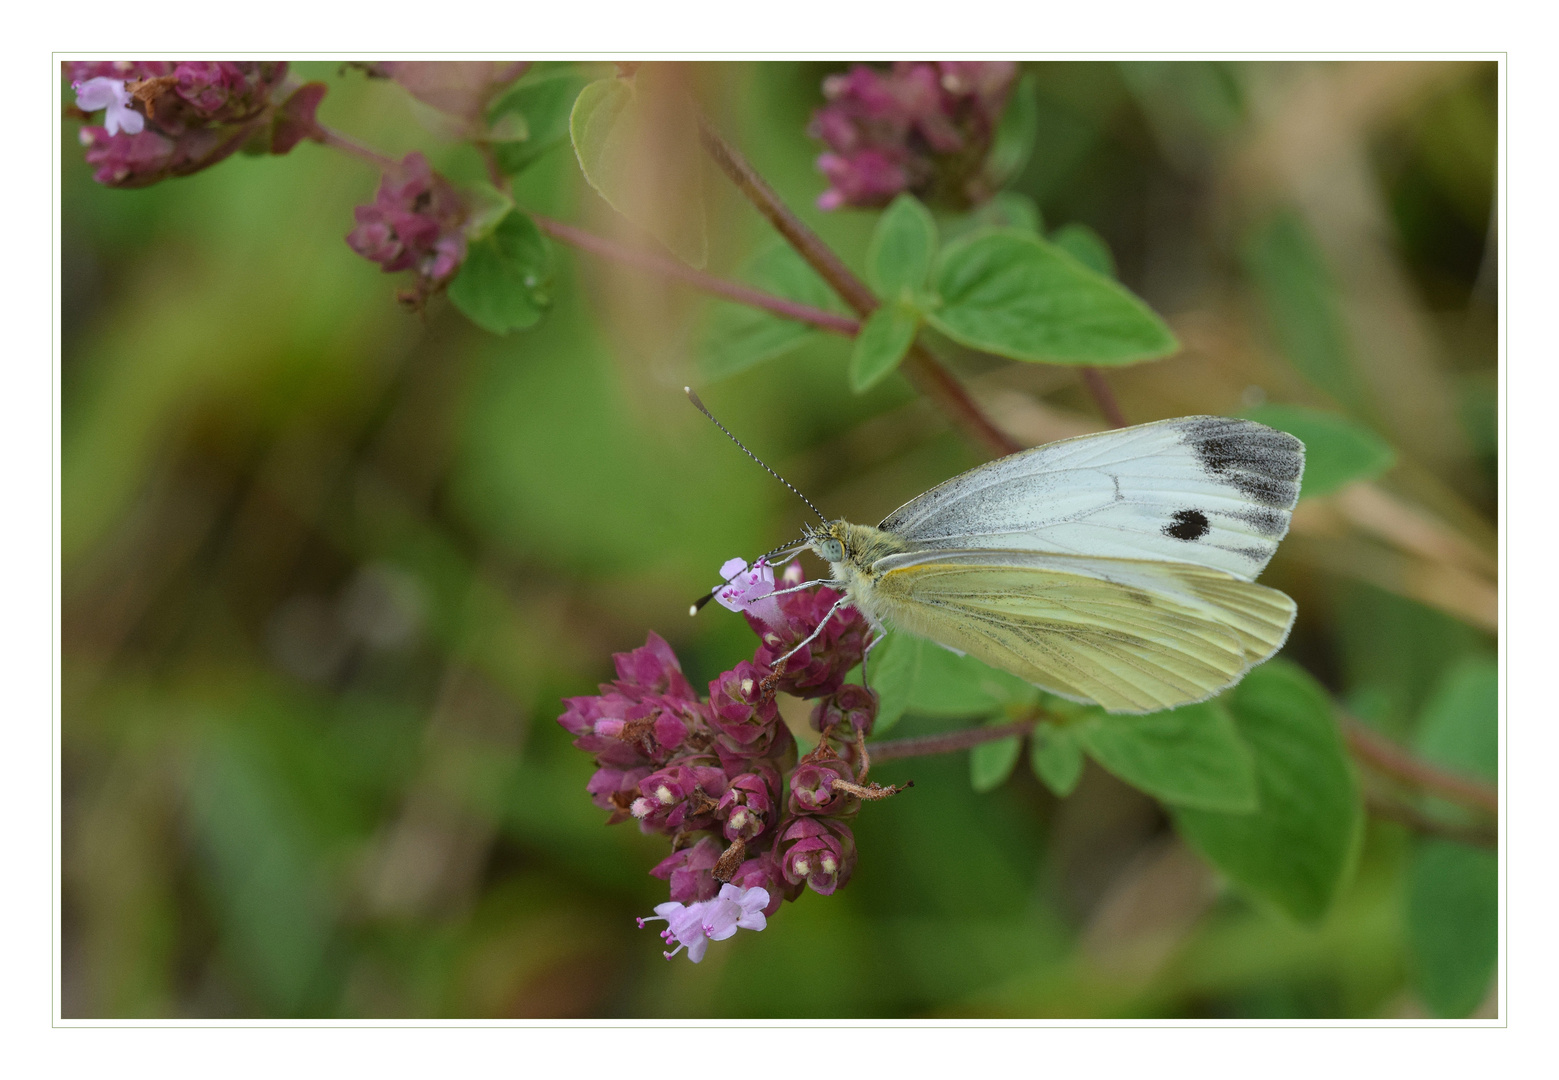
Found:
[820,539,845,562]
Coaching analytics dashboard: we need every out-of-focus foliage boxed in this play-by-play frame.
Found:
[62,60,1497,1018]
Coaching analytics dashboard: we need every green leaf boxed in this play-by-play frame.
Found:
[1029,721,1084,797]
[1243,210,1367,408]
[1242,404,1397,498]
[1077,701,1257,812]
[970,731,1023,793]
[1049,223,1117,279]
[849,303,919,392]
[927,229,1178,366]
[447,210,552,334]
[869,633,1037,735]
[1413,656,1497,782]
[487,71,590,176]
[986,71,1038,185]
[1403,656,1497,1016]
[1407,839,1497,1017]
[698,240,841,380]
[569,74,707,266]
[953,192,1042,237]
[867,194,939,298]
[462,182,516,241]
[1172,661,1363,923]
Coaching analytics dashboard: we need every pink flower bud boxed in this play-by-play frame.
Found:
[346,152,468,307]
[586,764,652,824]
[778,817,857,896]
[716,767,780,843]
[707,661,789,758]
[632,762,729,834]
[729,849,793,913]
[810,683,880,738]
[649,835,724,903]
[788,755,859,817]
[611,632,697,703]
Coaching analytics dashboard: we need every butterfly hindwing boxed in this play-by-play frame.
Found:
[865,549,1297,714]
[875,417,1305,583]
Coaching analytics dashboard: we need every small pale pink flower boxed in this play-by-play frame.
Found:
[637,884,770,962]
[713,558,782,627]
[74,77,144,136]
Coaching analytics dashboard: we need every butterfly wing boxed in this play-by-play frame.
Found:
[876,416,1304,583]
[865,548,1297,714]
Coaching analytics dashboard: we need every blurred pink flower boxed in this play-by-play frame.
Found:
[808,61,1019,210]
[73,77,143,136]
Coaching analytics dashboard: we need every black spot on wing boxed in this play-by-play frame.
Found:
[1164,509,1211,541]
[1182,417,1304,509]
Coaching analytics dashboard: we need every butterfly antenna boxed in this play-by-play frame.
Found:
[685,387,829,524]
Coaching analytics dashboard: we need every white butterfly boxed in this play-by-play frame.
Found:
[797,416,1304,714]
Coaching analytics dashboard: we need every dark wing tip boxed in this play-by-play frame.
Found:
[1179,416,1305,510]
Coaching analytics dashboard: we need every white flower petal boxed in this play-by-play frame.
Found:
[110,104,144,135]
[74,76,121,111]
[719,557,749,579]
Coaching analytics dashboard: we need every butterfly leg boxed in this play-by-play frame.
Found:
[859,628,885,688]
[769,579,839,598]
[771,594,851,668]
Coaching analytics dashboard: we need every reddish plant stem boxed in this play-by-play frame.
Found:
[697,117,1024,458]
[532,215,861,336]
[868,719,1038,763]
[1080,366,1129,428]
[1343,715,1498,815]
[313,123,398,171]
[1363,793,1496,848]
[870,711,1497,824]
[476,142,513,196]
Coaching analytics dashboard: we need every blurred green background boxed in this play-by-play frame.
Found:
[60,60,1498,1018]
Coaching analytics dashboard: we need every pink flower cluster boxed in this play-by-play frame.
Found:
[807,61,1019,211]
[346,152,468,309]
[67,61,303,189]
[558,562,881,963]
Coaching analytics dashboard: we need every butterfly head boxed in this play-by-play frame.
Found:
[802,521,849,566]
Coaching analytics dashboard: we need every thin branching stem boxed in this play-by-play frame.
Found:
[312,122,398,171]
[867,719,1039,762]
[1343,715,1499,814]
[1080,367,1129,428]
[532,215,862,336]
[696,117,1025,458]
[1363,793,1496,848]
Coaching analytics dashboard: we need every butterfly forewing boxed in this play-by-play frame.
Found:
[868,550,1297,714]
[875,417,1305,583]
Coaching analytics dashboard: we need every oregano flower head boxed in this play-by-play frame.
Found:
[66,60,315,189]
[808,61,1019,211]
[346,152,469,309]
[556,560,895,965]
